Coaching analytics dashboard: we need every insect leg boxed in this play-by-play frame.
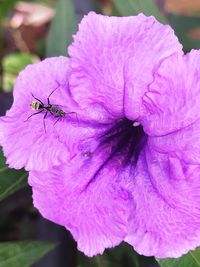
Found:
[31,93,44,106]
[67,112,79,124]
[52,117,61,140]
[24,110,43,122]
[67,111,77,115]
[53,117,60,126]
[43,111,48,133]
[47,86,59,105]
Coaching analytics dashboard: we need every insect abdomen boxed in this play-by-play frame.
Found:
[50,107,66,117]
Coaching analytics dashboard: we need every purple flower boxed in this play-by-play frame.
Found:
[1,12,199,259]
[0,57,92,171]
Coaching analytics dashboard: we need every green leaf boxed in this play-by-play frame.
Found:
[157,247,200,267]
[0,241,56,267]
[77,243,156,267]
[168,14,200,52]
[46,0,77,57]
[0,0,18,19]
[2,53,39,92]
[3,53,39,75]
[0,148,27,201]
[113,0,167,23]
[78,254,119,267]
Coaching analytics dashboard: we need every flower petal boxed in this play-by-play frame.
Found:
[68,12,183,119]
[0,57,80,171]
[141,50,200,136]
[125,143,200,258]
[29,139,135,256]
[149,119,200,164]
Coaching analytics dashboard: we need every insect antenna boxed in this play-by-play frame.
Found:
[31,93,44,106]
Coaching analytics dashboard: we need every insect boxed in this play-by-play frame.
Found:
[26,88,76,132]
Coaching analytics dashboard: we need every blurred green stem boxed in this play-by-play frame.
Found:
[95,256,103,267]
[0,17,3,92]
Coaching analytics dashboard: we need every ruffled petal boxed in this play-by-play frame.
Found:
[68,12,183,119]
[0,57,96,171]
[125,143,200,258]
[141,50,200,136]
[29,137,135,256]
[0,57,71,170]
[149,119,200,164]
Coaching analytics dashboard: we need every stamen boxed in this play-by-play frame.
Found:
[82,119,147,190]
[100,118,147,165]
[133,121,140,127]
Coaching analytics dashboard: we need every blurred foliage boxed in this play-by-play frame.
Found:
[0,148,27,201]
[0,0,54,25]
[157,247,200,267]
[168,14,200,52]
[27,0,56,6]
[165,0,200,16]
[3,53,39,74]
[78,242,158,267]
[113,0,167,23]
[3,53,39,92]
[0,0,18,19]
[0,241,56,267]
[46,0,76,56]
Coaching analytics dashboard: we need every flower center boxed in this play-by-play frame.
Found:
[100,118,147,165]
[82,118,147,190]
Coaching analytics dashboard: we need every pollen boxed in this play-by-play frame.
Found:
[133,121,140,127]
[83,151,92,158]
